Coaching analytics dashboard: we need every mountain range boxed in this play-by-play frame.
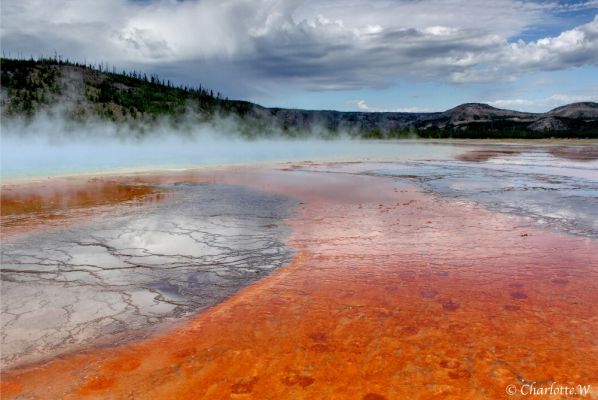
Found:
[2,58,597,138]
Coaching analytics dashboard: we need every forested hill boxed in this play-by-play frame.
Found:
[2,58,597,138]
[0,57,238,122]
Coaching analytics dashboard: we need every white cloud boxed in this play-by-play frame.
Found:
[355,100,431,112]
[489,99,537,108]
[548,93,598,103]
[1,0,597,93]
[554,0,598,12]
[505,16,598,70]
[489,90,598,112]
[297,0,552,38]
[355,100,372,111]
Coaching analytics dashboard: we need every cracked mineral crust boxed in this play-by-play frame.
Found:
[0,183,294,368]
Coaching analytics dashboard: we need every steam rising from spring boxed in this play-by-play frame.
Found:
[0,112,440,180]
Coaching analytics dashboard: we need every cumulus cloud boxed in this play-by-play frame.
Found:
[505,16,598,71]
[1,0,597,95]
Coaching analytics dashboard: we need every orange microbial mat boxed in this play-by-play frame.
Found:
[1,168,597,399]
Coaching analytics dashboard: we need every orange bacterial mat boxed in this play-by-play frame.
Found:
[1,168,597,399]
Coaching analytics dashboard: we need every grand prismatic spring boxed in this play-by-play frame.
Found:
[3,0,598,397]
[1,141,597,399]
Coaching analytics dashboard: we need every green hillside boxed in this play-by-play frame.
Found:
[0,57,230,122]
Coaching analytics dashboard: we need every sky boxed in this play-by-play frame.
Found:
[1,0,597,112]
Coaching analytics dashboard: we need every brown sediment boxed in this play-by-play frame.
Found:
[456,148,521,162]
[1,178,163,238]
[1,168,598,399]
[457,145,598,162]
[547,146,598,161]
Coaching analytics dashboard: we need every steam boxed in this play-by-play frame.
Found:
[1,110,428,181]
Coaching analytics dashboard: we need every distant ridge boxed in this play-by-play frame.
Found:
[1,58,597,138]
[547,102,598,119]
[439,103,536,121]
